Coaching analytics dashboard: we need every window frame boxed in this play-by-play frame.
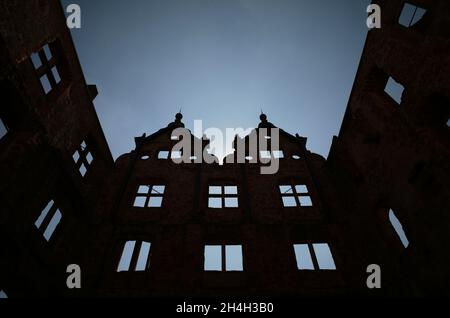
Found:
[204,244,244,272]
[116,240,152,272]
[279,181,313,208]
[259,150,284,159]
[384,76,405,105]
[30,42,63,95]
[72,140,94,178]
[157,150,182,160]
[207,184,239,209]
[293,242,336,271]
[398,2,427,28]
[133,184,166,208]
[34,199,62,242]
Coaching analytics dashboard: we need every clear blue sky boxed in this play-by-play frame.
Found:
[61,0,370,160]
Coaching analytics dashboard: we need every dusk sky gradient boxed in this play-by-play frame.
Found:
[61,0,371,160]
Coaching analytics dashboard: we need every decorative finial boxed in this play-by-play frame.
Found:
[258,111,275,129]
[260,112,267,122]
[168,109,185,128]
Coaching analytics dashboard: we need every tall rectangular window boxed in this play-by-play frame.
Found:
[398,3,427,27]
[208,185,239,208]
[293,243,336,270]
[293,244,315,270]
[72,140,94,177]
[133,185,165,208]
[204,245,243,272]
[35,200,62,242]
[135,241,152,271]
[280,184,313,207]
[204,245,222,271]
[312,243,337,270]
[117,240,152,272]
[30,43,62,95]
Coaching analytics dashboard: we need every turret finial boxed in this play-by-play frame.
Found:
[260,112,267,122]
[175,111,183,122]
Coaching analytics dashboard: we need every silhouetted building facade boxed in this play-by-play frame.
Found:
[327,0,450,295]
[0,0,114,297]
[85,112,348,297]
[0,0,449,298]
